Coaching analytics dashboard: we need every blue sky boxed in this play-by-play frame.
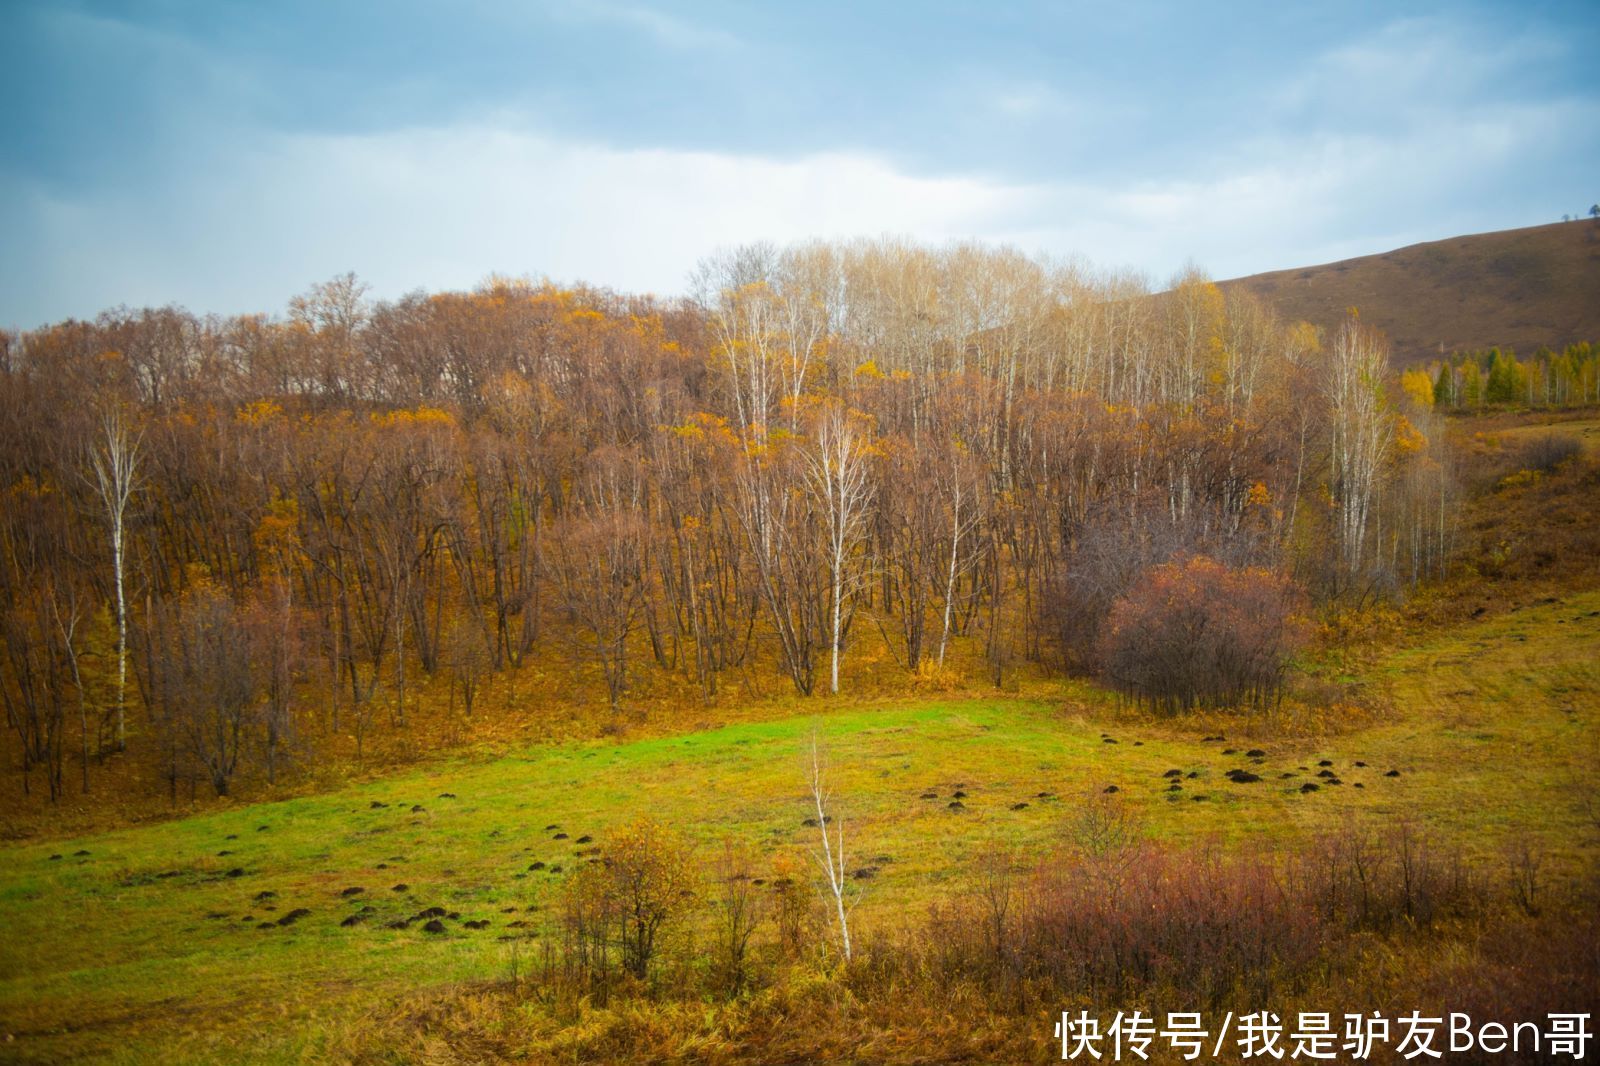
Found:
[3,0,1597,327]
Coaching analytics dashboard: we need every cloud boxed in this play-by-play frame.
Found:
[6,76,1596,330]
[540,0,741,51]
[1001,88,1600,283]
[1272,14,1572,133]
[0,123,1032,324]
[4,4,1597,328]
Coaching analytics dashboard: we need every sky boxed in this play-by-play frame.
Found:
[2,0,1598,328]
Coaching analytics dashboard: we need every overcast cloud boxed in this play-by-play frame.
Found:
[2,0,1597,327]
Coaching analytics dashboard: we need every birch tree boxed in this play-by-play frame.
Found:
[88,409,140,752]
[733,428,825,696]
[1326,313,1394,587]
[800,401,877,694]
[933,440,986,667]
[694,244,783,440]
[806,728,854,962]
[695,242,835,440]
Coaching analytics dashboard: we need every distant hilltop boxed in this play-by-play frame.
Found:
[1219,220,1600,365]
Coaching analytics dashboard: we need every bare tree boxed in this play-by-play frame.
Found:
[288,272,370,402]
[548,448,651,712]
[800,401,877,694]
[710,837,765,997]
[1,585,73,800]
[442,608,491,718]
[245,576,300,786]
[87,408,140,752]
[933,439,986,667]
[694,244,783,440]
[144,582,255,797]
[733,420,825,696]
[806,727,855,961]
[45,586,90,793]
[1326,313,1394,588]
[877,432,986,671]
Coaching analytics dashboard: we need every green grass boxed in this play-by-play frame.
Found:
[1362,590,1600,862]
[2,593,1597,1063]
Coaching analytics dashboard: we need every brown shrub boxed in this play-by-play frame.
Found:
[1099,555,1311,715]
[1518,431,1583,473]
[1289,816,1476,932]
[908,841,1321,1010]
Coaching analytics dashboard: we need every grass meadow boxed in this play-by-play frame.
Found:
[3,589,1595,1063]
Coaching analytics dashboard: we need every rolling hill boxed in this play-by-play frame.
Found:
[1220,219,1600,365]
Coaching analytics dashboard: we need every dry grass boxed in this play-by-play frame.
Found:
[1221,220,1600,364]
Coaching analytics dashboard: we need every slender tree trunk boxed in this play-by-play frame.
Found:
[809,733,851,962]
[90,412,140,754]
[937,481,963,667]
[830,552,842,695]
[112,529,127,751]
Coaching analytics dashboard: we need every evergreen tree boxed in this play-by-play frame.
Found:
[1485,349,1522,405]
[1461,360,1483,407]
[1433,362,1456,407]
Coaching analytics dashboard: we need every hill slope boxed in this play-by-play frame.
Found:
[1220,220,1600,365]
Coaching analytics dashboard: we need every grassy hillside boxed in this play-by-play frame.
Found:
[3,590,1596,1063]
[1220,220,1600,364]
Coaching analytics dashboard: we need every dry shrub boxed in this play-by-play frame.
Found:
[910,842,1320,1010]
[908,657,964,693]
[1518,431,1583,473]
[1290,816,1475,932]
[1419,899,1600,1063]
[769,851,821,962]
[349,815,1584,1066]
[708,837,765,997]
[1502,837,1544,917]
[1099,555,1310,715]
[1015,843,1319,1007]
[918,810,1477,1011]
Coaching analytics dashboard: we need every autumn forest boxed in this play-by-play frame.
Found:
[0,241,1468,804]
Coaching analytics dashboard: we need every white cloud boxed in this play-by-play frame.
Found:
[4,75,1596,327]
[988,81,1067,119]
[988,89,1599,283]
[1,123,1033,323]
[261,124,1038,296]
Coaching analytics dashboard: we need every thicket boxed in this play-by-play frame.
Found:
[1098,555,1309,715]
[1518,432,1585,473]
[0,244,1460,803]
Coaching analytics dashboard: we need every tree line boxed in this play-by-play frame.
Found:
[0,241,1457,803]
[1414,342,1600,411]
